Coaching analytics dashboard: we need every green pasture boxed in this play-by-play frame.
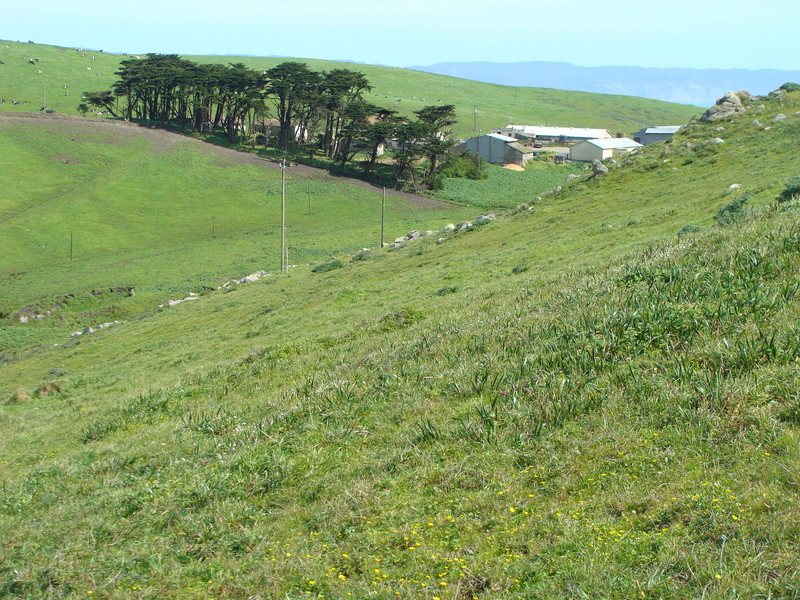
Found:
[0,40,700,140]
[0,114,478,337]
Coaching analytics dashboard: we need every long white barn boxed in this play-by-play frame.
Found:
[495,125,612,144]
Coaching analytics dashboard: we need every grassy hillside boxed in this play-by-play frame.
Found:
[0,40,700,139]
[0,113,483,342]
[1,83,799,599]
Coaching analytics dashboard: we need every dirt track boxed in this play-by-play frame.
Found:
[0,112,453,211]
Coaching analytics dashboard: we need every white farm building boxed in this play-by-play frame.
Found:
[569,138,642,162]
[494,125,612,145]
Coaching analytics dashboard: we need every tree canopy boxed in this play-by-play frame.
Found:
[80,55,459,189]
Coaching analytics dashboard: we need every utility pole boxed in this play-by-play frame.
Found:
[280,159,286,274]
[381,187,386,247]
[42,80,46,110]
[212,216,216,239]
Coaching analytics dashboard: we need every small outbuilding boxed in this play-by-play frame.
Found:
[505,142,535,166]
[569,138,642,162]
[633,126,682,146]
[461,134,535,166]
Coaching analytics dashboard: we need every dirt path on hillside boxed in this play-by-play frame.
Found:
[0,112,453,211]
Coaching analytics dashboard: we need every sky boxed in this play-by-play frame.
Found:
[2,0,797,71]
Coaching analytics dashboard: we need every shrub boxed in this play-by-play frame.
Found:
[441,153,487,180]
[311,260,343,273]
[779,82,800,92]
[714,192,750,226]
[777,177,800,203]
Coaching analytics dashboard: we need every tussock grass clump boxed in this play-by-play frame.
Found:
[34,381,62,398]
[676,224,703,236]
[311,259,344,273]
[5,388,30,405]
[777,176,800,204]
[714,192,750,225]
[372,307,424,332]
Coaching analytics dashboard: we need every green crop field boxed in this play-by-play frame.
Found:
[0,40,700,140]
[1,45,800,599]
[434,161,586,210]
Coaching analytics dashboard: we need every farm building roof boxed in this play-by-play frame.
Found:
[582,138,642,149]
[485,133,517,142]
[504,125,612,139]
[507,142,533,154]
[644,126,682,134]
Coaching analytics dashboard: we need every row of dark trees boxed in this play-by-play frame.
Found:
[79,54,457,189]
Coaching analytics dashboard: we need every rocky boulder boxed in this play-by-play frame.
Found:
[591,160,609,176]
[700,91,746,122]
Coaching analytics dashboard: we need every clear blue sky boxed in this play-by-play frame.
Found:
[2,0,797,71]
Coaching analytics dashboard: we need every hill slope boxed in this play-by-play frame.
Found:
[0,112,479,339]
[0,40,700,139]
[1,89,800,599]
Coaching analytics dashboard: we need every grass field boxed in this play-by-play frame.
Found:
[1,59,799,599]
[0,40,700,139]
[0,113,484,341]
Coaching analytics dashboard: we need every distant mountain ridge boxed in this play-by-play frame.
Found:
[407,61,800,107]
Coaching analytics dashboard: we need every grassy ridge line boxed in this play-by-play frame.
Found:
[0,40,700,138]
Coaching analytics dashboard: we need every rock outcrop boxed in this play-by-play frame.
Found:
[700,91,746,121]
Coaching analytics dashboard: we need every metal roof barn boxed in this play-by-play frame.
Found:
[570,138,642,162]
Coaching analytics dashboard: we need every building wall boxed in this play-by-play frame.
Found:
[505,150,527,166]
[569,142,603,162]
[465,136,509,164]
[643,132,674,146]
